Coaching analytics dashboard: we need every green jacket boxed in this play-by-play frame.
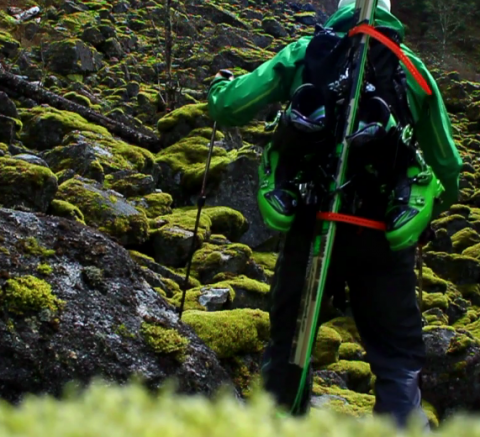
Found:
[208,5,463,215]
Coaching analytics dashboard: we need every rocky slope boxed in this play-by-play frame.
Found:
[0,0,480,428]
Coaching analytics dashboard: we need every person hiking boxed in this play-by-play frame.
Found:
[207,0,462,430]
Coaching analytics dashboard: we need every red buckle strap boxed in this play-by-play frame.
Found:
[317,212,386,231]
[348,24,432,96]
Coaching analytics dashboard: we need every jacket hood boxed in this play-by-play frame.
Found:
[324,3,405,40]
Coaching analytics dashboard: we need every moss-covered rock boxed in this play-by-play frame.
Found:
[191,243,252,283]
[0,157,58,213]
[156,135,234,193]
[201,206,249,241]
[431,214,473,237]
[0,29,19,58]
[1,275,64,315]
[324,360,373,393]
[157,103,211,148]
[451,228,480,253]
[56,177,149,246]
[212,273,270,311]
[182,308,269,359]
[338,342,366,361]
[417,266,449,293]
[313,326,342,368]
[140,322,189,363]
[45,38,103,75]
[312,382,375,418]
[423,251,480,285]
[323,317,362,345]
[20,106,110,150]
[422,292,449,312]
[130,192,173,218]
[43,130,159,179]
[169,282,235,312]
[462,242,480,259]
[149,209,212,267]
[104,171,156,197]
[48,199,86,224]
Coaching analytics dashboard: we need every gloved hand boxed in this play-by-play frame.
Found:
[215,69,234,80]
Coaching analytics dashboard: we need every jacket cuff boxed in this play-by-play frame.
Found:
[207,76,229,96]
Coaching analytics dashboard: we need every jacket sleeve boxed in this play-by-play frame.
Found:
[207,37,310,127]
[402,46,463,217]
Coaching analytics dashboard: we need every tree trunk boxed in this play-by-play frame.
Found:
[0,66,162,152]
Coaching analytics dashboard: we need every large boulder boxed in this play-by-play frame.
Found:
[0,208,234,402]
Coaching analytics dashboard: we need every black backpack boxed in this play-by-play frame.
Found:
[296,21,419,216]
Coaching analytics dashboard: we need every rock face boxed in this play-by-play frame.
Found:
[0,208,234,402]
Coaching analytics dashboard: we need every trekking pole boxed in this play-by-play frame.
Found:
[418,245,423,312]
[178,122,217,319]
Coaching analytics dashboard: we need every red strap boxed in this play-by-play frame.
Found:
[317,212,386,231]
[348,24,432,96]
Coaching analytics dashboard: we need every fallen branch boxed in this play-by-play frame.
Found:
[0,66,162,152]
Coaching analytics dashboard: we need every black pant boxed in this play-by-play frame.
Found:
[260,203,429,429]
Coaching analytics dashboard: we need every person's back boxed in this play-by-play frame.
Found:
[208,0,462,429]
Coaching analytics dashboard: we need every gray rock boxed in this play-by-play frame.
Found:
[198,285,231,311]
[46,39,103,75]
[206,155,276,249]
[12,154,49,168]
[262,18,288,38]
[0,92,18,118]
[0,208,234,403]
[422,327,480,419]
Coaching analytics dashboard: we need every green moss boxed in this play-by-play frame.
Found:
[417,267,449,293]
[325,360,372,388]
[312,383,375,418]
[212,274,269,294]
[157,103,209,133]
[323,317,362,344]
[49,199,86,224]
[463,242,480,259]
[191,243,253,282]
[115,323,136,339]
[182,309,269,359]
[0,157,57,190]
[251,252,278,271]
[64,91,92,108]
[451,228,480,252]
[204,207,247,240]
[447,332,477,355]
[313,325,342,367]
[338,342,365,361]
[155,136,237,192]
[16,237,55,258]
[37,263,53,276]
[141,322,189,363]
[130,193,173,218]
[169,283,235,312]
[56,178,149,244]
[129,250,155,264]
[1,275,64,314]
[20,106,110,143]
[0,246,10,255]
[422,292,449,311]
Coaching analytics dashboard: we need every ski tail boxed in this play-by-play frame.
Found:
[288,0,379,415]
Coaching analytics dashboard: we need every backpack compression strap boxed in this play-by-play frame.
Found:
[349,24,432,96]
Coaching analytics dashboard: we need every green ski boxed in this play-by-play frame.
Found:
[289,0,380,414]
